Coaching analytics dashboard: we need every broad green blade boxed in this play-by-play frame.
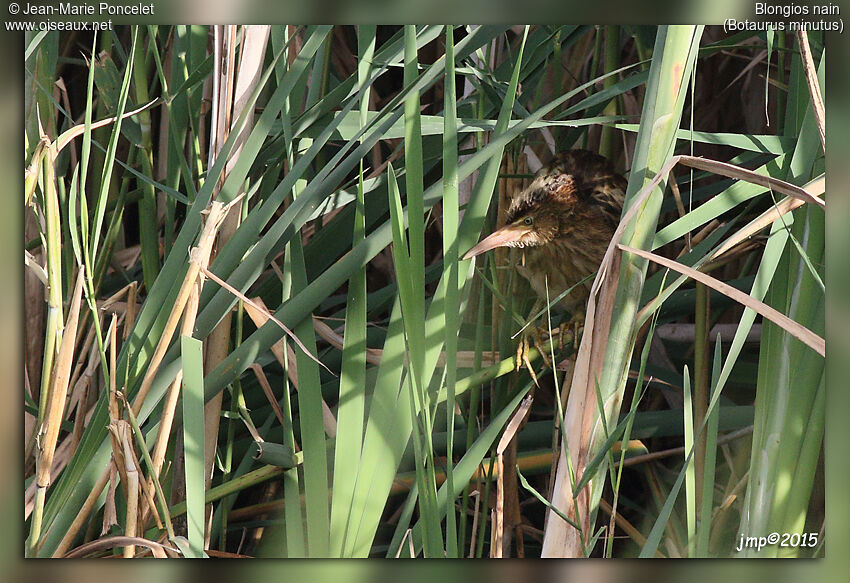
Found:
[180,335,206,557]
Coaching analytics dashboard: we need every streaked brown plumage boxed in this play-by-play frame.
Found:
[464,149,627,339]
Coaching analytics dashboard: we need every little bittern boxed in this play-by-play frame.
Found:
[463,149,627,367]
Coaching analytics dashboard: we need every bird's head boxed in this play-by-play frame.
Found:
[463,170,577,260]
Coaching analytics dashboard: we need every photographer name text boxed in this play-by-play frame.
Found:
[19,2,154,16]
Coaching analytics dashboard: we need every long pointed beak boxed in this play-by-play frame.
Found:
[463,224,529,260]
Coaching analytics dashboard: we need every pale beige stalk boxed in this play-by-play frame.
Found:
[490,395,533,558]
[138,200,232,526]
[28,270,84,554]
[795,31,825,153]
[129,200,231,416]
[201,25,271,547]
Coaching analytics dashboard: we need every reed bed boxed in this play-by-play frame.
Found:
[24,25,824,558]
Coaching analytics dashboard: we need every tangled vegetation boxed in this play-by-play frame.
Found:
[24,25,824,558]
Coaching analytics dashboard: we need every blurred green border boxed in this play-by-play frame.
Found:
[825,26,847,583]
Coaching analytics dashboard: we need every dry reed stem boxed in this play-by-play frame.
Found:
[142,201,232,525]
[655,322,762,344]
[24,435,73,517]
[249,364,287,428]
[117,422,140,558]
[52,100,158,156]
[615,425,753,468]
[711,175,823,260]
[125,281,138,339]
[468,490,480,558]
[795,31,825,153]
[106,421,131,504]
[29,115,63,471]
[313,317,383,365]
[676,219,719,259]
[394,529,415,558]
[147,261,200,480]
[130,200,231,417]
[62,536,175,558]
[489,505,502,558]
[677,155,824,208]
[108,314,119,421]
[243,299,300,384]
[34,269,85,496]
[201,25,247,549]
[24,136,48,205]
[102,465,119,535]
[491,394,533,558]
[543,155,666,553]
[68,323,105,450]
[24,249,48,285]
[620,244,824,355]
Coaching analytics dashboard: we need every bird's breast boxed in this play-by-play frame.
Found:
[516,236,606,312]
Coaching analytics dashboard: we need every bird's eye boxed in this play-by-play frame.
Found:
[523,216,534,226]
